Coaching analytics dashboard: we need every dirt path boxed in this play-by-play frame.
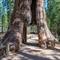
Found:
[1,34,60,60]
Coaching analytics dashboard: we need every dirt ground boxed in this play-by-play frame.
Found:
[1,34,60,60]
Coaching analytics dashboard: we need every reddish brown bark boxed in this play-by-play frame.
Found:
[1,0,57,50]
[36,0,57,48]
[2,0,31,51]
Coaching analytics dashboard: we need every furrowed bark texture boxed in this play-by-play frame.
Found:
[1,0,57,50]
[2,0,31,50]
[36,0,57,48]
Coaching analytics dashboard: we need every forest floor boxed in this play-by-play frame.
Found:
[1,34,60,60]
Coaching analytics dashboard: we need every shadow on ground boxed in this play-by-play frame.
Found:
[18,51,51,60]
[25,42,38,47]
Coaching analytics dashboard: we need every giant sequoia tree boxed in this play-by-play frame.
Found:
[2,0,57,50]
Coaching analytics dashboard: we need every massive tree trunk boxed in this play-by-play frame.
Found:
[36,0,57,48]
[2,0,31,51]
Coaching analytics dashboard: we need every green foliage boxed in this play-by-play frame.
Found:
[47,0,60,40]
[0,0,14,32]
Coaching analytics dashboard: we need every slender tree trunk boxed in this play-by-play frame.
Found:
[36,0,57,48]
[2,0,31,51]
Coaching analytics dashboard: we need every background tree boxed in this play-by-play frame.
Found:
[47,0,60,41]
[0,0,14,33]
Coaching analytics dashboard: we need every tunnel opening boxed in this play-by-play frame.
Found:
[30,0,37,25]
[27,0,38,46]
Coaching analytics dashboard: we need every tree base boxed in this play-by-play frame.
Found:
[47,40,55,49]
[38,40,55,49]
